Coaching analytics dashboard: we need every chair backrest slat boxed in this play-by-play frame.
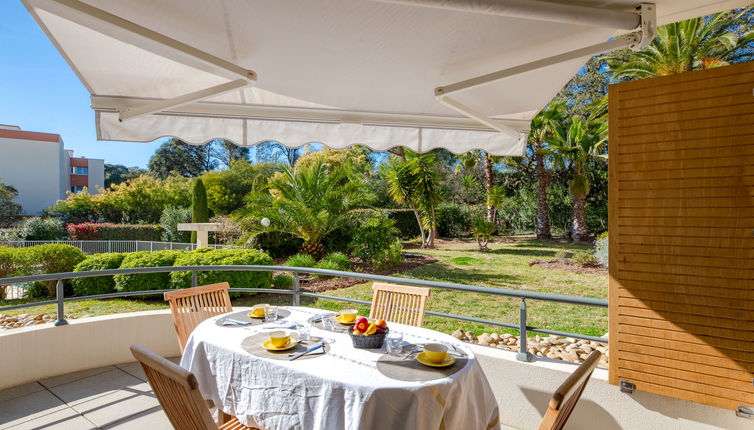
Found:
[130,344,217,430]
[165,282,233,351]
[537,350,602,430]
[368,283,430,327]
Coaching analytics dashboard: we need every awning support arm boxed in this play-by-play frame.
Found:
[117,79,249,122]
[32,0,257,82]
[435,96,521,139]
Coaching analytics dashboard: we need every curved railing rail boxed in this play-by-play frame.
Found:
[0,265,608,362]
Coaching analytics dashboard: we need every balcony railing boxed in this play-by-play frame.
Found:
[0,265,608,362]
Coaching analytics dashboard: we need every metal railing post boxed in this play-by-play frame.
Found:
[516,298,532,362]
[54,279,68,326]
[191,271,198,287]
[292,272,300,306]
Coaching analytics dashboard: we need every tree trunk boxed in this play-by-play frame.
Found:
[411,208,426,247]
[533,142,551,240]
[484,152,494,222]
[571,195,588,242]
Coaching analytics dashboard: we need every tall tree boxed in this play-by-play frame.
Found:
[215,140,250,168]
[256,141,306,166]
[456,150,501,222]
[191,178,209,243]
[0,177,22,219]
[104,164,146,189]
[548,117,607,242]
[238,159,364,259]
[528,103,564,239]
[607,8,754,81]
[148,138,218,179]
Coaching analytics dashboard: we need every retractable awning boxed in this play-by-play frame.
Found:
[22,0,749,155]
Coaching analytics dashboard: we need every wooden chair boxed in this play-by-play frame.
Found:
[164,282,233,351]
[130,344,257,430]
[368,282,430,327]
[538,350,602,430]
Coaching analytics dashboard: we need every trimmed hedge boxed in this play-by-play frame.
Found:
[66,223,163,241]
[436,203,471,238]
[114,250,183,293]
[170,248,273,290]
[26,244,86,296]
[71,253,126,296]
[387,210,421,239]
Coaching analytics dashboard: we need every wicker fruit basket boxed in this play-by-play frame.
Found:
[349,328,388,349]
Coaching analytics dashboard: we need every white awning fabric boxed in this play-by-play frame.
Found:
[23,0,749,155]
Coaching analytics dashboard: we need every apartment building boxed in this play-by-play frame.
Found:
[0,124,104,215]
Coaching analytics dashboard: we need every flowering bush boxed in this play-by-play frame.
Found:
[66,223,100,240]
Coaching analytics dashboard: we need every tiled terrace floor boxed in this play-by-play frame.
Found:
[0,361,177,430]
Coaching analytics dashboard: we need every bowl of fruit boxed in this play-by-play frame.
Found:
[349,317,389,349]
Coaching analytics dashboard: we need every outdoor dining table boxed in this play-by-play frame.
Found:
[181,306,500,430]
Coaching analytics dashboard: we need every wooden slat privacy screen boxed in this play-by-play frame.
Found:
[608,61,754,411]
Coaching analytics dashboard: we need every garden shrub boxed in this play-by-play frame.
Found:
[26,244,86,296]
[272,274,294,289]
[71,253,126,296]
[191,179,209,244]
[114,250,183,293]
[97,224,163,241]
[436,203,470,238]
[349,211,400,265]
[20,217,65,240]
[318,252,351,270]
[170,248,273,290]
[66,223,100,240]
[372,239,404,270]
[160,207,192,242]
[0,247,31,299]
[594,232,608,268]
[387,210,421,239]
[554,250,574,262]
[573,250,600,267]
[285,253,316,268]
[250,231,302,258]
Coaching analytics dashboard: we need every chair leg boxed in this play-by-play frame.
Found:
[217,411,231,426]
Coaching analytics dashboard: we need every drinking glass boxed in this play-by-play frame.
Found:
[322,316,335,331]
[265,306,279,322]
[297,322,311,342]
[386,332,404,356]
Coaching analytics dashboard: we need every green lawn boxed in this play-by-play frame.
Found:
[1,238,608,337]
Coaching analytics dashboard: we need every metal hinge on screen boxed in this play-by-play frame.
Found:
[433,3,656,136]
[619,380,635,394]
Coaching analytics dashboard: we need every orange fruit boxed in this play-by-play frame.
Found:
[365,322,377,335]
[376,319,387,329]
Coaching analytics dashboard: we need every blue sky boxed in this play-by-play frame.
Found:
[0,1,162,168]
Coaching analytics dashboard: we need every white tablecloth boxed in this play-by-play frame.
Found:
[181,307,500,430]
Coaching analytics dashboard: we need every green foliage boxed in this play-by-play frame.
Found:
[62,223,163,241]
[114,250,183,293]
[191,179,209,243]
[26,244,86,296]
[104,164,146,189]
[436,203,470,238]
[349,211,400,264]
[148,138,217,179]
[471,216,495,250]
[0,177,22,219]
[608,8,754,81]
[373,239,404,270]
[71,253,126,296]
[554,250,574,262]
[0,247,30,298]
[160,207,192,242]
[272,274,294,289]
[573,250,600,267]
[20,217,65,240]
[201,161,277,215]
[284,253,316,268]
[248,231,302,258]
[594,232,608,268]
[387,210,421,239]
[238,158,365,250]
[170,248,273,290]
[317,252,351,271]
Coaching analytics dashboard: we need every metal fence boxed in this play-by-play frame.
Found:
[0,240,234,254]
[0,265,608,362]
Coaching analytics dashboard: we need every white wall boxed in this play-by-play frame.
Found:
[0,137,63,215]
[86,158,105,193]
[472,345,750,430]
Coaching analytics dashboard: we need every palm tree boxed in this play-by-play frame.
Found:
[384,152,443,248]
[487,185,506,228]
[528,103,564,240]
[460,174,478,209]
[456,151,501,222]
[608,8,754,80]
[548,116,607,242]
[237,159,364,258]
